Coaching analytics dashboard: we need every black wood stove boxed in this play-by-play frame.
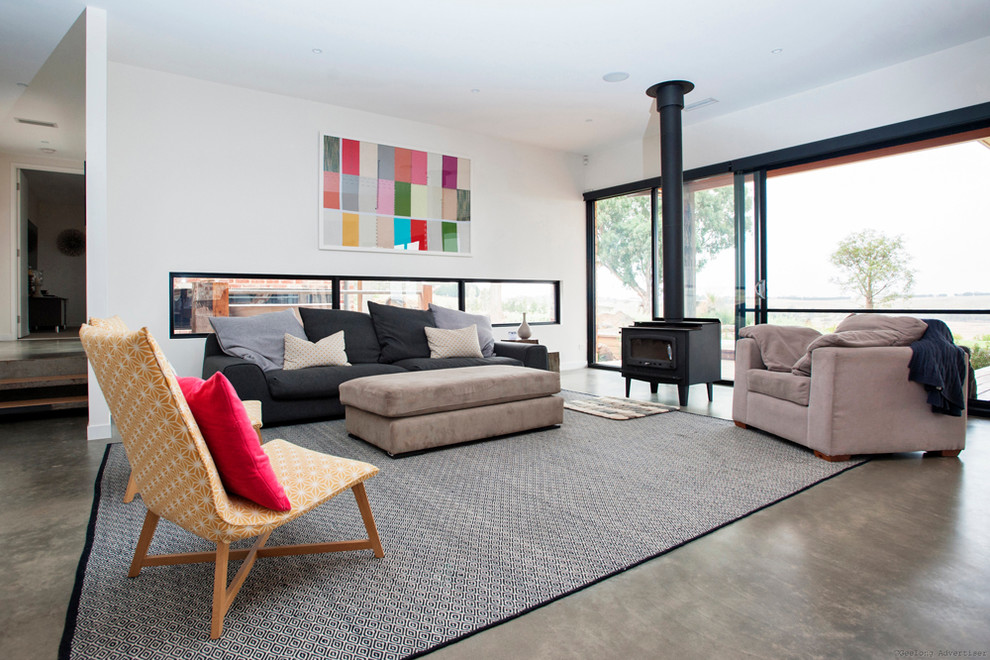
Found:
[621,319,721,405]
[619,80,722,406]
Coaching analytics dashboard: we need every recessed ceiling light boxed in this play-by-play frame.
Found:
[470,88,481,93]
[312,48,323,54]
[602,72,630,83]
[770,48,783,55]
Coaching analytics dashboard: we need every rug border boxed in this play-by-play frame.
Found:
[58,442,113,660]
[404,454,868,659]
[58,431,868,660]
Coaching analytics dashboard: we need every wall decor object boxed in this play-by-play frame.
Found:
[56,228,86,256]
[320,134,471,255]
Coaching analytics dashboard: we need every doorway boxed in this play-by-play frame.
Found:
[16,167,86,338]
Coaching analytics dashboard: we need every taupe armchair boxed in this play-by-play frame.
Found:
[732,326,966,461]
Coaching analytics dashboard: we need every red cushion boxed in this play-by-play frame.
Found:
[178,374,291,511]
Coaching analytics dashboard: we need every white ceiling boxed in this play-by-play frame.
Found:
[2,0,990,159]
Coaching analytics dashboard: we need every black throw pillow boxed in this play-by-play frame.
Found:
[367,301,436,363]
[297,307,383,364]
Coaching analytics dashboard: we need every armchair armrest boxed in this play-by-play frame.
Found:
[494,341,549,370]
[732,337,766,425]
[806,346,966,456]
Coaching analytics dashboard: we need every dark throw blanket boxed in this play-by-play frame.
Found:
[908,319,968,416]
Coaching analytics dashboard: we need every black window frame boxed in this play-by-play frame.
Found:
[584,101,990,415]
[169,272,560,339]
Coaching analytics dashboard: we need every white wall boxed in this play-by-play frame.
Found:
[585,36,990,191]
[106,64,586,387]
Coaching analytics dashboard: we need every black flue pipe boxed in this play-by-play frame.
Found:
[646,80,694,322]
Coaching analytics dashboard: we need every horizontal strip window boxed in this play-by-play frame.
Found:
[170,272,560,338]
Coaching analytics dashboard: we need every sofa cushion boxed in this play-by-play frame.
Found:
[283,331,350,370]
[298,307,383,364]
[836,314,928,340]
[791,329,918,376]
[392,356,522,371]
[209,309,307,372]
[367,301,436,363]
[429,303,496,357]
[265,363,405,400]
[747,370,811,407]
[738,325,821,372]
[425,325,484,359]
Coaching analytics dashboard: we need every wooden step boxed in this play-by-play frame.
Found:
[0,373,88,391]
[0,355,88,380]
[0,395,88,413]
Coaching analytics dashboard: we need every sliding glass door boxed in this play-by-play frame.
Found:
[763,134,990,404]
[591,191,654,366]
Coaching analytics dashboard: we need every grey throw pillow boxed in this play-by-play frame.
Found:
[209,309,306,371]
[428,303,496,358]
[738,325,821,372]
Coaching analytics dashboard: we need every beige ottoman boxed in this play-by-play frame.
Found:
[338,365,563,455]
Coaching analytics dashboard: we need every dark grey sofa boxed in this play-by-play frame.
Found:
[202,306,549,426]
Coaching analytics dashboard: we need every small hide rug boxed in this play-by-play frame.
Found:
[563,394,676,419]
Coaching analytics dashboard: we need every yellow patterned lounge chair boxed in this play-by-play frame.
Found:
[80,320,384,639]
[86,317,266,505]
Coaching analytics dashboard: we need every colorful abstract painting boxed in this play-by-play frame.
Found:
[319,135,471,255]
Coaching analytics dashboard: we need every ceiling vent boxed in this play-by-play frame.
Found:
[15,117,58,128]
[684,98,718,112]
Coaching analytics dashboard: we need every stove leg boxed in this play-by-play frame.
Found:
[649,382,658,394]
[625,377,631,397]
[678,384,689,406]
[706,382,714,402]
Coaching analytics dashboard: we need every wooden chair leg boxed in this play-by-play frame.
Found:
[211,541,230,639]
[814,450,853,462]
[128,510,160,577]
[211,531,271,639]
[353,482,384,558]
[123,472,139,503]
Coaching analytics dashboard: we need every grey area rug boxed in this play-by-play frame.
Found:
[61,398,864,659]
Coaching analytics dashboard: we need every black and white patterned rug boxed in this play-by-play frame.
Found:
[61,399,864,659]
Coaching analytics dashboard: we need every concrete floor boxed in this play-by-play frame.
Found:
[1,366,988,659]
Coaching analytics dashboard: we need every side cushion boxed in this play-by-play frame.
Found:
[429,303,496,358]
[298,307,383,364]
[178,373,291,511]
[265,362,406,400]
[209,309,307,372]
[392,356,522,371]
[367,301,436,363]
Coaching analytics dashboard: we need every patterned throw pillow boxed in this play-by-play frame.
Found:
[283,331,350,370]
[424,325,484,359]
